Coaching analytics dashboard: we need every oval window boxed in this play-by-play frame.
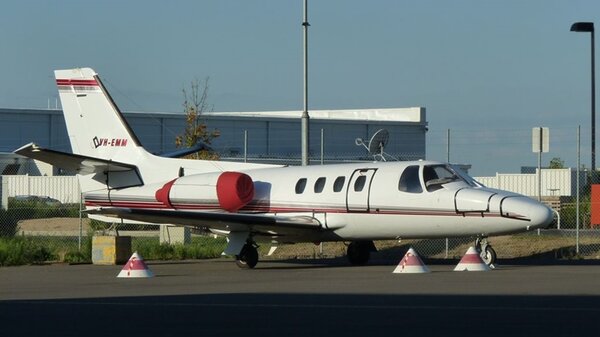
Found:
[354,175,366,192]
[333,176,345,192]
[314,177,326,193]
[295,178,307,194]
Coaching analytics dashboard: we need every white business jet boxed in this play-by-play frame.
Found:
[15,68,553,268]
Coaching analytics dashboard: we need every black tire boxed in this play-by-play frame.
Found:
[480,245,497,266]
[236,244,259,269]
[346,241,371,266]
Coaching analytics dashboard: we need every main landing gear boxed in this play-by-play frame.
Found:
[236,241,259,269]
[475,237,497,266]
[346,241,377,266]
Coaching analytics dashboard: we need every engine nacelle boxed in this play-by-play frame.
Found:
[155,171,254,212]
[215,171,255,212]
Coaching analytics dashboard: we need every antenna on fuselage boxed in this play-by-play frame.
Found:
[355,129,396,162]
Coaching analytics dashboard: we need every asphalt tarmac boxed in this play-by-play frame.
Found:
[2,258,600,336]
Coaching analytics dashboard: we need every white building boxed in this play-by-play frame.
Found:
[475,168,587,198]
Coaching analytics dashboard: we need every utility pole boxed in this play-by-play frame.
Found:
[571,22,595,172]
[301,0,310,166]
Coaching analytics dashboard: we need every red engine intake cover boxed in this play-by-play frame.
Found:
[155,179,177,208]
[216,171,255,212]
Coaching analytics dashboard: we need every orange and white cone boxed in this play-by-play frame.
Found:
[454,246,491,271]
[393,247,430,273]
[117,252,154,278]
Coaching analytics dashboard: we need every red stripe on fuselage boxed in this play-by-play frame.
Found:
[84,199,507,218]
[56,79,99,86]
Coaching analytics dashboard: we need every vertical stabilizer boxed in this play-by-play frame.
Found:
[55,68,145,163]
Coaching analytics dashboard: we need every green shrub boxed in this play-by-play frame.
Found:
[0,210,19,237]
[63,235,92,264]
[0,199,81,237]
[0,237,56,266]
[132,236,226,260]
[560,196,590,229]
[7,199,79,218]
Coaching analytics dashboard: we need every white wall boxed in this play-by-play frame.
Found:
[475,168,587,197]
[1,175,80,204]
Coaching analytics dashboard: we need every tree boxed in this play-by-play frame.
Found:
[175,77,220,160]
[549,157,565,169]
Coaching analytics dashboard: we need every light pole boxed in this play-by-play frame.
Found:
[571,22,595,172]
[301,0,310,166]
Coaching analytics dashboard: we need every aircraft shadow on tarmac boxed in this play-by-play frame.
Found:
[130,240,600,271]
[1,293,598,337]
[255,241,600,269]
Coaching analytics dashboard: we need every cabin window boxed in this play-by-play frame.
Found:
[354,175,367,192]
[333,176,345,192]
[398,165,423,193]
[295,178,307,194]
[314,177,326,193]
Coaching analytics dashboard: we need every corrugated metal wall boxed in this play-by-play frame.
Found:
[0,108,427,162]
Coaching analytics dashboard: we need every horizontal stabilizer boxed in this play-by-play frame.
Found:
[14,143,137,174]
[158,143,213,158]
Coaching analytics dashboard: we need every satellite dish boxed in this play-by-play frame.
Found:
[368,129,389,157]
[355,129,394,162]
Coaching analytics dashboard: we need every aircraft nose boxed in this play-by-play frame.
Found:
[528,202,554,229]
[502,197,554,230]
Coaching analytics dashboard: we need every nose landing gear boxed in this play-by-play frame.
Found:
[475,237,497,266]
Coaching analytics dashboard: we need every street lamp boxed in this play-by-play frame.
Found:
[571,22,595,171]
[301,0,310,166]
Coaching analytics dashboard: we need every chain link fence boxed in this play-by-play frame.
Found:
[2,126,600,264]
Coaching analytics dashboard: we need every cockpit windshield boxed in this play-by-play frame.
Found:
[399,164,482,194]
[422,164,478,192]
[450,165,484,188]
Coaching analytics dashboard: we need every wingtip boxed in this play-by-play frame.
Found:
[13,142,38,155]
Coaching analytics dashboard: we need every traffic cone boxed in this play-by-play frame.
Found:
[454,246,491,271]
[393,247,430,273]
[117,252,154,278]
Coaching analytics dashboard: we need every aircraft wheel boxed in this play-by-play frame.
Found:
[346,241,371,266]
[480,245,497,266]
[475,237,496,266]
[236,244,259,269]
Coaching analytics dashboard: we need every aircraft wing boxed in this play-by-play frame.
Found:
[14,143,137,175]
[86,207,324,237]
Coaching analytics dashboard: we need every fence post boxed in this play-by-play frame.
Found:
[446,129,450,163]
[0,176,7,210]
[320,128,324,165]
[445,238,449,258]
[79,192,83,251]
[576,125,581,254]
[244,130,248,163]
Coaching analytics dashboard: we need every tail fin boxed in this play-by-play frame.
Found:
[55,68,146,163]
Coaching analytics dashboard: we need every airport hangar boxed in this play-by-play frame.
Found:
[0,107,427,175]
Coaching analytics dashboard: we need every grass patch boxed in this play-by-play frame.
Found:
[0,234,227,266]
[132,236,227,260]
[0,237,56,266]
[63,235,93,263]
[1,230,599,266]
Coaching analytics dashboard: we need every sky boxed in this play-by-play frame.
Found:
[1,0,599,176]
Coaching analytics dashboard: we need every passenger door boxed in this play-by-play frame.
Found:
[346,168,377,212]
